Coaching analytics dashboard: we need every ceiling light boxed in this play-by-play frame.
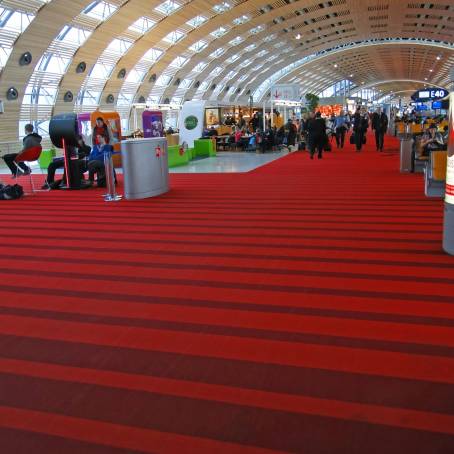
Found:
[436,56,441,60]
[295,33,301,39]
[429,69,433,72]
[349,73,353,77]
[424,77,428,80]
[334,64,338,68]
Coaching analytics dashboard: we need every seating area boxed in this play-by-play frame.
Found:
[424,150,448,197]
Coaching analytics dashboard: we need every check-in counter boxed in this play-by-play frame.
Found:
[121,137,169,200]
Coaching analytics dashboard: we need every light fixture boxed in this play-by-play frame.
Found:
[334,64,338,68]
[436,56,441,60]
[349,73,353,77]
[424,77,428,80]
[429,69,433,72]
[295,33,301,39]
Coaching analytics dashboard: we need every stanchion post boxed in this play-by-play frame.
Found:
[103,149,122,202]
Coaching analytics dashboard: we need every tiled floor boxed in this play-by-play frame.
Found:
[0,151,291,176]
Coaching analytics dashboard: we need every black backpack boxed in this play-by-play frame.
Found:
[0,184,24,200]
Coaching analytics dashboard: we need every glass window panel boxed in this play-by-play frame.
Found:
[211,27,228,38]
[213,2,231,13]
[142,48,163,62]
[125,68,146,82]
[57,26,91,46]
[169,56,188,67]
[232,15,249,25]
[83,1,117,21]
[128,17,156,34]
[186,15,207,28]
[226,54,239,64]
[229,36,243,46]
[89,62,114,79]
[0,45,12,68]
[211,67,223,76]
[179,79,192,88]
[155,0,181,16]
[189,40,208,52]
[244,44,256,52]
[193,61,208,72]
[210,48,225,58]
[106,38,133,54]
[117,92,134,105]
[155,74,171,86]
[250,25,265,35]
[163,30,185,44]
[0,10,34,32]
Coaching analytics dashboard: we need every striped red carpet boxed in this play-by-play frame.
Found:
[0,133,454,453]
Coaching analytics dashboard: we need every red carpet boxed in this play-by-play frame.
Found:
[0,133,454,453]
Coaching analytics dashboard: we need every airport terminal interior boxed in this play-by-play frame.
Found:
[1,0,454,452]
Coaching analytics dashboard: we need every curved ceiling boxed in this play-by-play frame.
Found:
[0,0,454,139]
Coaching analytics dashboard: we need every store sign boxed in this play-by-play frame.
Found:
[445,93,454,204]
[412,88,448,102]
[179,100,206,147]
[184,115,198,130]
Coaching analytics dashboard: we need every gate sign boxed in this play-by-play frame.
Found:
[411,88,448,102]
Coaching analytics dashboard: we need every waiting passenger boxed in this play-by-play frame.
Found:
[2,123,42,177]
[420,124,444,155]
[42,135,91,189]
[88,134,116,187]
[207,126,218,137]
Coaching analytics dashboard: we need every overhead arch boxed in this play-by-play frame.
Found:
[1,0,454,140]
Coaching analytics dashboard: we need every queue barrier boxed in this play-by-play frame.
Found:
[424,150,447,198]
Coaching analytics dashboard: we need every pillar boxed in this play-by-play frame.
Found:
[442,74,454,254]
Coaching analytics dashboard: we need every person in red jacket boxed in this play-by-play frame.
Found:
[92,117,112,146]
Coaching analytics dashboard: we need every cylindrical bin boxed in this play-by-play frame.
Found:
[121,137,169,200]
[400,137,413,173]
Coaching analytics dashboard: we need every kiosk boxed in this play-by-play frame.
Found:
[121,137,169,200]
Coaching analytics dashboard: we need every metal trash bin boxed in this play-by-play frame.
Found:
[121,137,169,200]
[400,137,413,173]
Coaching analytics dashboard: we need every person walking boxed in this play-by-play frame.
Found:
[353,107,368,152]
[308,112,327,159]
[371,107,389,152]
[334,110,349,149]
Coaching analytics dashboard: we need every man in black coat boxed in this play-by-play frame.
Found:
[371,108,389,152]
[308,112,327,159]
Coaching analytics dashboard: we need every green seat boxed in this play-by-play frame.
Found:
[38,148,56,169]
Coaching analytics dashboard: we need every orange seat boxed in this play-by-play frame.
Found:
[13,145,46,194]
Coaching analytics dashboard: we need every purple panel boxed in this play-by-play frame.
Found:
[143,110,164,138]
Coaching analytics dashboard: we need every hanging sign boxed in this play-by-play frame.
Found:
[411,88,449,102]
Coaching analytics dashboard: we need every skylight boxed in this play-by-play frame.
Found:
[226,54,239,64]
[211,67,223,76]
[0,9,34,33]
[57,25,91,46]
[189,40,208,52]
[169,56,188,67]
[257,50,267,57]
[106,38,133,54]
[37,53,70,74]
[187,15,207,28]
[244,44,257,52]
[232,15,249,25]
[193,61,208,72]
[213,2,231,13]
[211,27,228,38]
[179,79,193,89]
[142,48,163,62]
[89,62,114,79]
[128,17,156,34]
[210,47,225,58]
[82,1,117,21]
[125,68,146,83]
[163,30,185,44]
[155,0,181,16]
[229,36,243,46]
[250,25,265,34]
[155,74,172,86]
